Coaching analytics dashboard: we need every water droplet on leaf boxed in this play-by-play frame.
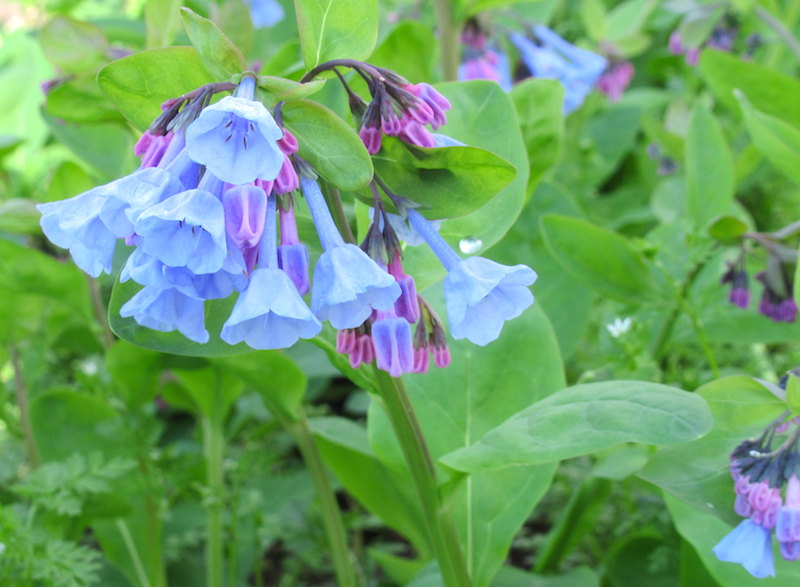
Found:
[459,236,483,254]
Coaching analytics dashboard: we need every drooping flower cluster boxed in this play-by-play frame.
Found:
[456,20,619,112]
[720,231,799,323]
[714,410,800,577]
[38,65,537,375]
[669,15,739,66]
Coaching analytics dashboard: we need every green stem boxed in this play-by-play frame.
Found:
[676,294,721,378]
[10,347,40,468]
[86,275,114,348]
[322,185,357,244]
[116,519,151,587]
[373,369,472,587]
[202,397,225,587]
[434,0,460,81]
[288,413,360,587]
[756,5,800,63]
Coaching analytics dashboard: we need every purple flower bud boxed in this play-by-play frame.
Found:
[397,119,437,149]
[274,155,299,194]
[776,476,800,543]
[223,184,267,250]
[360,125,383,154]
[387,254,419,323]
[278,198,310,294]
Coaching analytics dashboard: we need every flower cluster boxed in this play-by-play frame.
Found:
[456,20,627,112]
[669,16,739,66]
[721,232,798,323]
[38,66,537,375]
[714,410,800,577]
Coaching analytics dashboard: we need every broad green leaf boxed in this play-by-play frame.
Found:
[180,8,246,81]
[510,79,564,192]
[666,494,800,585]
[104,341,166,408]
[737,91,800,185]
[108,276,253,357]
[144,0,183,48]
[494,566,599,586]
[214,352,307,422]
[685,104,734,228]
[786,375,800,415]
[310,416,430,553]
[98,47,216,131]
[699,51,800,127]
[257,76,325,103]
[704,312,800,344]
[282,98,373,191]
[214,0,256,58]
[294,0,378,69]
[602,530,679,586]
[39,16,108,74]
[370,139,516,219]
[0,239,92,319]
[540,214,661,304]
[46,77,124,124]
[708,216,748,245]
[677,4,724,48]
[369,306,564,587]
[30,389,127,462]
[172,365,244,419]
[369,21,438,83]
[441,381,711,472]
[639,376,786,525]
[581,0,608,41]
[606,0,658,43]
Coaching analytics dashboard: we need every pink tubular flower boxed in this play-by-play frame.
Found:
[596,61,634,102]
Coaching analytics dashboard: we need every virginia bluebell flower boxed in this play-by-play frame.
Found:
[406,208,536,345]
[372,310,415,377]
[120,285,210,344]
[278,196,310,295]
[221,194,321,349]
[301,175,400,329]
[511,26,606,113]
[186,75,284,185]
[713,519,776,578]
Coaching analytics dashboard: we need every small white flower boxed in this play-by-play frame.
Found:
[606,317,632,338]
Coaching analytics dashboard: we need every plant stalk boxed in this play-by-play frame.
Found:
[373,369,471,586]
[202,396,226,587]
[434,0,460,81]
[10,347,40,468]
[287,414,359,587]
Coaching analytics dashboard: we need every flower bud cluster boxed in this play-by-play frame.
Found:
[714,412,800,577]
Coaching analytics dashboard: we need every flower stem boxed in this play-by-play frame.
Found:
[287,413,360,587]
[434,0,460,81]
[201,393,226,587]
[10,347,39,468]
[756,5,800,63]
[373,369,472,587]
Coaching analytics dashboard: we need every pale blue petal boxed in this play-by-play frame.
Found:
[713,519,775,578]
[120,286,209,343]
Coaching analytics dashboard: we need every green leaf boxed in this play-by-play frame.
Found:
[172,364,244,419]
[39,16,109,74]
[368,21,438,83]
[310,416,430,553]
[46,77,124,124]
[639,376,785,524]
[108,275,253,356]
[370,139,516,219]
[369,306,565,586]
[685,104,735,228]
[677,4,724,48]
[294,0,378,69]
[707,216,748,245]
[98,47,216,131]
[540,214,661,304]
[786,374,800,415]
[441,381,711,472]
[606,0,658,43]
[510,79,564,192]
[257,76,326,103]
[581,0,608,41]
[104,341,166,408]
[180,8,246,81]
[144,0,183,48]
[282,98,374,191]
[736,90,800,185]
[30,389,127,462]
[666,494,800,585]
[699,50,800,127]
[213,352,307,423]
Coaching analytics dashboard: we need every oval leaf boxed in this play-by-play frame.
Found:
[294,0,378,69]
[540,214,661,304]
[180,8,246,81]
[441,381,712,472]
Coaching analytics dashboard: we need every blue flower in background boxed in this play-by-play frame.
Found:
[713,519,775,578]
[511,25,606,113]
[186,76,284,185]
[458,47,513,91]
[244,0,285,29]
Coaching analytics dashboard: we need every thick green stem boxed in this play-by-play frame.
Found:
[434,0,460,81]
[288,414,360,587]
[373,369,472,587]
[202,399,225,587]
